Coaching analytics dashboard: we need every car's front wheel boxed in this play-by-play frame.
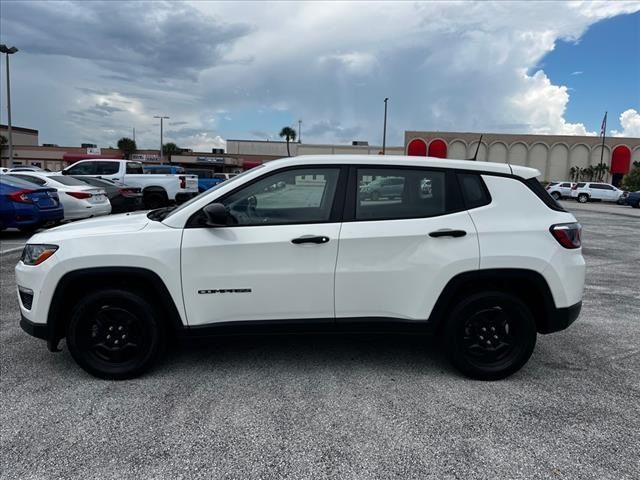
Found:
[444,291,537,380]
[66,289,164,380]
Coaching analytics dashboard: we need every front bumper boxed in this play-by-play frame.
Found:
[538,301,582,334]
[20,314,49,340]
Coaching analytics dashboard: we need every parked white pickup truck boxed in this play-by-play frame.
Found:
[61,159,198,209]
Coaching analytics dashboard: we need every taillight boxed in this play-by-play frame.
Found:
[66,191,92,199]
[179,175,186,189]
[8,189,34,204]
[119,187,142,198]
[550,223,582,249]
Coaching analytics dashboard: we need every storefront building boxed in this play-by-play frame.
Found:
[405,131,640,185]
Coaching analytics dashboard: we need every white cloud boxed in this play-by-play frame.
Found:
[611,109,640,137]
[570,71,583,75]
[1,0,639,149]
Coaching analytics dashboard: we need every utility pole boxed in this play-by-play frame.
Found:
[153,115,169,164]
[382,97,389,154]
[598,111,607,179]
[133,127,136,142]
[0,44,19,165]
[298,119,302,143]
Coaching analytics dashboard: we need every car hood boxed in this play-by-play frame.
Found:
[29,210,151,242]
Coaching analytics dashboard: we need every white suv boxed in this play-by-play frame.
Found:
[15,156,585,380]
[570,182,624,203]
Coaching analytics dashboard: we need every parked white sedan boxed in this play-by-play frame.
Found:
[8,172,111,220]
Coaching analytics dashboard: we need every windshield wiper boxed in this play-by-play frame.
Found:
[147,206,176,221]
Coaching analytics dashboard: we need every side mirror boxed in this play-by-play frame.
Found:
[60,169,69,175]
[203,203,229,227]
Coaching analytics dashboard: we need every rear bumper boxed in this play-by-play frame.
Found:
[538,301,582,334]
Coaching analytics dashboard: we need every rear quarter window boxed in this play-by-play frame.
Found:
[458,173,491,209]
[524,177,566,212]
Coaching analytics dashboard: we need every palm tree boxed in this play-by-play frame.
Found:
[162,142,181,161]
[569,166,579,182]
[279,127,297,156]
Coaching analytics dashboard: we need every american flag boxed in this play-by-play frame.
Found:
[600,112,607,137]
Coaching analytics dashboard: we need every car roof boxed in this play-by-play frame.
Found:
[261,155,540,179]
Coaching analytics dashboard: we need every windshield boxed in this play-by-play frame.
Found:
[0,175,45,189]
[149,166,263,222]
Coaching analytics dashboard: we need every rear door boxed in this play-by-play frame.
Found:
[335,166,479,320]
[180,166,346,325]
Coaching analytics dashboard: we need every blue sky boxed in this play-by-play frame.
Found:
[535,11,640,134]
[1,1,639,150]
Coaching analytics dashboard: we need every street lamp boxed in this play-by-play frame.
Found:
[382,97,389,154]
[0,44,19,165]
[153,115,169,164]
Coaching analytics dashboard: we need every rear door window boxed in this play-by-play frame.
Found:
[126,162,144,174]
[356,168,455,220]
[95,162,120,175]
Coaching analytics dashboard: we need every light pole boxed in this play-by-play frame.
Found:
[382,97,389,154]
[298,119,302,143]
[153,115,169,164]
[0,44,19,165]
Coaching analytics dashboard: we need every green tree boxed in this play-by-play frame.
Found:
[279,126,297,156]
[622,166,640,192]
[117,137,137,159]
[162,142,181,160]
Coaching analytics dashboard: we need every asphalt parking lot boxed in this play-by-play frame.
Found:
[1,207,639,480]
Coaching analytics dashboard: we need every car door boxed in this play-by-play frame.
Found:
[180,166,346,326]
[335,167,479,320]
[601,184,618,201]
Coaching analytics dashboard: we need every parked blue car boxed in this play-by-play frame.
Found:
[625,190,640,208]
[0,175,64,232]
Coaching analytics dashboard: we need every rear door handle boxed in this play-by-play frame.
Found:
[429,229,467,238]
[291,235,330,244]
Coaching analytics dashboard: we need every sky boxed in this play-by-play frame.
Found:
[0,1,639,152]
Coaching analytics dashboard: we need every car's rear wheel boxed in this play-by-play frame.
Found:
[551,192,561,200]
[633,200,640,209]
[444,291,537,380]
[66,289,164,380]
[577,193,589,203]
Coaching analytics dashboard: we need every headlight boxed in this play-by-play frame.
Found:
[21,244,58,266]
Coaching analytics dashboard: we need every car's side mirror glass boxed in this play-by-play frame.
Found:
[203,203,229,227]
[61,169,69,175]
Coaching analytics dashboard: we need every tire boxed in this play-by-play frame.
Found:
[18,224,41,233]
[444,291,537,381]
[577,193,589,203]
[66,289,164,380]
[370,190,380,201]
[551,192,561,201]
[633,201,640,209]
[144,191,167,209]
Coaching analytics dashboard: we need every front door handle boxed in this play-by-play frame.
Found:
[429,229,467,238]
[291,235,330,245]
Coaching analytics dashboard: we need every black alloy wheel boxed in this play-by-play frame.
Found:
[67,289,164,380]
[445,291,537,380]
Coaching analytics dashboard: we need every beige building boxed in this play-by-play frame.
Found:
[405,131,640,186]
[0,124,39,148]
